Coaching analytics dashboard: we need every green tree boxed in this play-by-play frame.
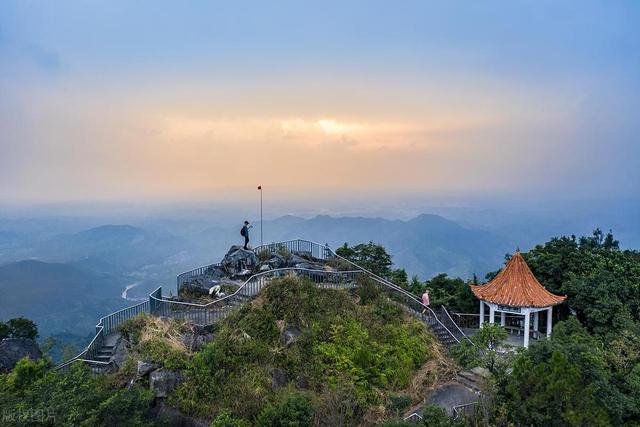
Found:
[421,274,477,313]
[504,351,609,426]
[6,317,38,339]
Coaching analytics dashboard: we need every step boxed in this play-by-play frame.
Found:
[457,371,479,383]
[457,371,483,392]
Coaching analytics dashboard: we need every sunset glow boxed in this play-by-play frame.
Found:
[1,1,638,202]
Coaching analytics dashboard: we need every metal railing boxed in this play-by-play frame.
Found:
[177,262,221,294]
[58,239,472,371]
[56,299,150,371]
[254,240,333,261]
[451,312,545,341]
[453,401,479,420]
[152,268,362,325]
[255,240,468,346]
[439,305,474,346]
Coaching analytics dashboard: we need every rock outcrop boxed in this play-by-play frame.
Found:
[137,360,160,378]
[221,246,259,277]
[150,368,184,398]
[0,338,42,372]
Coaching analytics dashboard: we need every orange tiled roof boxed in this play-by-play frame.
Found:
[470,251,566,307]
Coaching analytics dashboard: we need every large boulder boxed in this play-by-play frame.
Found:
[137,360,160,378]
[221,246,259,277]
[111,336,129,369]
[266,254,286,269]
[150,369,184,398]
[0,338,42,372]
[180,330,214,352]
[181,266,227,296]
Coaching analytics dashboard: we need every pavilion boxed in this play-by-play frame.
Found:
[469,251,566,347]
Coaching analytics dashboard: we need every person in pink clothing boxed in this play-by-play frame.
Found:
[421,290,430,313]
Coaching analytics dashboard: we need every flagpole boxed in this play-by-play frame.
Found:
[258,185,263,246]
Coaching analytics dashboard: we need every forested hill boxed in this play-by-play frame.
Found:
[1,229,639,426]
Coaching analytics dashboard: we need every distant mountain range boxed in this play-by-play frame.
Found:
[258,214,513,279]
[0,213,530,342]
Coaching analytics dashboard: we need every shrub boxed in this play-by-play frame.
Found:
[118,314,148,344]
[355,276,381,304]
[420,404,468,427]
[211,410,251,427]
[386,394,412,417]
[138,338,188,370]
[255,393,314,427]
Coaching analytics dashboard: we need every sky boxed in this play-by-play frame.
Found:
[1,1,639,204]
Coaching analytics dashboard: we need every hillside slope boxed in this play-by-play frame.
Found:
[0,260,129,337]
[120,276,454,425]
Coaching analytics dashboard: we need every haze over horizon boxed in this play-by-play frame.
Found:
[2,1,639,203]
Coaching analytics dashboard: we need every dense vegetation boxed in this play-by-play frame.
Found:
[0,359,153,426]
[445,229,640,426]
[167,276,444,425]
[2,229,639,426]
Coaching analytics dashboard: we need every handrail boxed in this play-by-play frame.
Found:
[254,239,462,345]
[56,299,150,370]
[441,305,475,346]
[58,239,469,371]
[452,401,479,420]
[153,267,362,309]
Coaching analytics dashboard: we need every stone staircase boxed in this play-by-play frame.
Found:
[456,368,489,393]
[92,333,120,364]
[429,320,460,347]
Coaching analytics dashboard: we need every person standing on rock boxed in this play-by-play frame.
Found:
[241,220,253,250]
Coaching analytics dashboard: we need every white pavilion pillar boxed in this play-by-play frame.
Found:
[479,301,485,327]
[489,304,495,324]
[546,306,553,338]
[523,310,531,348]
[500,312,506,327]
[533,312,539,332]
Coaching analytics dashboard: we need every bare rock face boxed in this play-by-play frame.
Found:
[180,330,214,352]
[111,337,129,369]
[221,246,259,277]
[150,369,184,398]
[0,338,42,372]
[137,360,160,378]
